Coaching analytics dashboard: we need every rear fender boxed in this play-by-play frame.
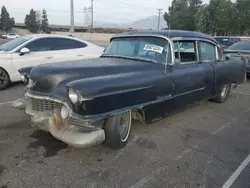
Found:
[228,55,247,85]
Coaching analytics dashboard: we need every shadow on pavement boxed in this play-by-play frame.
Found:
[28,130,68,158]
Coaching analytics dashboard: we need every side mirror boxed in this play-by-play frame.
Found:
[19,47,30,56]
[224,54,231,60]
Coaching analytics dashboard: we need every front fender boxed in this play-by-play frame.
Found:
[66,70,169,116]
[66,71,160,98]
[18,66,35,77]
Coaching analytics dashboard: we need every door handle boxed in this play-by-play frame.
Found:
[45,56,53,59]
[76,54,84,57]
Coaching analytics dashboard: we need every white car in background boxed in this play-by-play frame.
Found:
[1,33,20,39]
[0,34,105,89]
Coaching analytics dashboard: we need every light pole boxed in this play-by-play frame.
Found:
[70,0,74,32]
[91,0,94,33]
[157,8,163,30]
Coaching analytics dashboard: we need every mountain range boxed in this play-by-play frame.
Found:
[76,15,168,30]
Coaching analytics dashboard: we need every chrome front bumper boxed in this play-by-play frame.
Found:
[12,97,105,148]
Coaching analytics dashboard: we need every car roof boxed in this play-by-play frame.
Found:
[214,36,240,39]
[25,34,76,39]
[112,30,217,44]
[23,34,89,43]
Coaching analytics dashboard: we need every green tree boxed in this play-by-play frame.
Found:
[0,6,15,32]
[194,4,210,33]
[168,0,201,31]
[168,0,190,30]
[41,9,49,32]
[235,0,250,35]
[206,0,235,35]
[25,9,40,33]
[188,0,203,30]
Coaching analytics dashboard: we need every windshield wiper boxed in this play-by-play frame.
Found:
[100,54,157,64]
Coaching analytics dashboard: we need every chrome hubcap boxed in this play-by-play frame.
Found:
[0,69,8,87]
[119,112,131,142]
[221,85,229,98]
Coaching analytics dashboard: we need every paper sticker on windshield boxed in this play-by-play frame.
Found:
[143,44,164,53]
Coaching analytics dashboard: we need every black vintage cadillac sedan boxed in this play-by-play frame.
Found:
[12,30,246,149]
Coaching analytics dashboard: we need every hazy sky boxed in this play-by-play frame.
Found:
[1,0,209,25]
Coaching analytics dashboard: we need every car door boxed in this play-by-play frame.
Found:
[200,40,237,96]
[12,38,55,75]
[197,40,219,98]
[171,40,213,111]
[52,38,95,63]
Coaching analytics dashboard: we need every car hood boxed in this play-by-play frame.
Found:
[27,57,159,99]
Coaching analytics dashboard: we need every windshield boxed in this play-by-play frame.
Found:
[102,37,171,64]
[0,36,32,51]
[227,41,250,51]
[214,37,229,45]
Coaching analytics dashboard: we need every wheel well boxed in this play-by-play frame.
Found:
[0,66,9,75]
[132,109,145,124]
[0,66,10,76]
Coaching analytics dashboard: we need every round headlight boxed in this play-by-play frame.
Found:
[61,106,69,119]
[68,89,78,104]
[21,74,28,83]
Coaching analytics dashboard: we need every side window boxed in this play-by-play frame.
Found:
[53,38,87,50]
[25,38,56,52]
[199,41,216,61]
[173,40,196,62]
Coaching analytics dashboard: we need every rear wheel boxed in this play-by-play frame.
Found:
[103,111,132,149]
[0,68,10,90]
[211,84,231,103]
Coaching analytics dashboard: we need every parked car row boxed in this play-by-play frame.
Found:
[223,40,250,77]
[213,35,250,50]
[10,30,246,150]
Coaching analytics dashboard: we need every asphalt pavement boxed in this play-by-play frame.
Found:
[0,38,250,188]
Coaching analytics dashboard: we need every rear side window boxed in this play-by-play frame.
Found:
[53,38,87,50]
[199,41,216,61]
[173,40,196,62]
[25,38,56,52]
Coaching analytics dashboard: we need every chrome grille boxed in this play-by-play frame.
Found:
[30,98,62,112]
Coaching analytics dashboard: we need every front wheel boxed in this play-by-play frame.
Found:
[103,111,132,149]
[0,68,10,90]
[211,84,231,103]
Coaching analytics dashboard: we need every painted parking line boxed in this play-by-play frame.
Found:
[232,91,250,96]
[222,153,250,188]
[0,100,15,106]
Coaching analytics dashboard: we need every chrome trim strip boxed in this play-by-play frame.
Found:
[84,85,153,100]
[174,87,206,98]
[25,92,64,104]
[25,87,205,121]
[171,37,218,46]
[80,94,174,121]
